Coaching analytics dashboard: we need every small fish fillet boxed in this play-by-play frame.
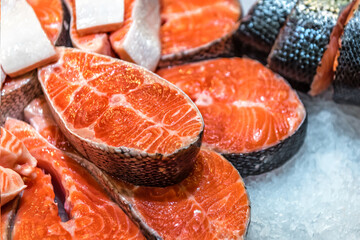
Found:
[0,127,37,177]
[75,0,124,35]
[0,166,26,207]
[1,0,57,77]
[110,0,161,71]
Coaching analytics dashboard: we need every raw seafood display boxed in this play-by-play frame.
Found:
[1,0,360,239]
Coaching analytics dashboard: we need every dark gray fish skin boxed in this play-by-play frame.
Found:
[236,0,298,54]
[268,0,350,91]
[0,72,42,126]
[223,113,307,176]
[54,0,72,47]
[333,7,360,105]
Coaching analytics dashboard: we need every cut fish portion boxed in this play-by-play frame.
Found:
[6,119,145,240]
[75,0,124,35]
[12,168,71,240]
[22,106,250,239]
[0,127,37,177]
[38,47,203,186]
[0,71,42,125]
[333,5,360,105]
[1,0,57,77]
[157,58,307,175]
[268,0,358,94]
[1,196,19,240]
[236,0,297,54]
[110,0,161,71]
[64,0,113,56]
[159,0,241,67]
[0,166,26,207]
[27,0,63,44]
[24,97,75,153]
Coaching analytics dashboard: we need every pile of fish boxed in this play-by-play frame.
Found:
[0,0,359,239]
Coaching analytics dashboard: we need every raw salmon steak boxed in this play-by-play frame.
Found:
[25,95,250,239]
[6,118,145,240]
[333,4,360,105]
[1,71,42,125]
[37,47,204,187]
[159,0,241,67]
[64,0,114,56]
[268,0,358,94]
[0,166,26,207]
[27,0,63,44]
[157,58,307,176]
[110,0,161,71]
[0,127,37,177]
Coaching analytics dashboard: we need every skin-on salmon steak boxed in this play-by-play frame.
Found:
[110,0,161,71]
[157,58,307,176]
[333,4,360,105]
[268,0,359,95]
[159,0,241,68]
[5,118,145,240]
[37,47,204,187]
[63,0,114,56]
[0,71,42,125]
[22,99,251,240]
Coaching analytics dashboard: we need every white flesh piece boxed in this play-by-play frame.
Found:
[75,0,124,35]
[1,0,57,77]
[122,0,161,72]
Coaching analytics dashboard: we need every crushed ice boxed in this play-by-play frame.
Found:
[245,92,360,239]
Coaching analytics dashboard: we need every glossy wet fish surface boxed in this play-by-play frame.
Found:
[333,6,360,105]
[237,0,297,53]
[268,0,350,90]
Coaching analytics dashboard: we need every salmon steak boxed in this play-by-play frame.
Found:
[24,96,251,239]
[159,0,241,67]
[63,0,114,56]
[268,0,358,95]
[0,71,42,125]
[37,47,204,187]
[157,58,307,176]
[333,4,360,105]
[5,118,145,240]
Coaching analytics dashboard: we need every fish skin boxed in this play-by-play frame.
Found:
[0,71,42,126]
[237,0,298,54]
[268,0,351,91]
[38,47,204,187]
[5,118,145,240]
[24,98,250,240]
[333,6,360,105]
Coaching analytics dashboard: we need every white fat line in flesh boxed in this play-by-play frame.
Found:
[162,2,239,21]
[194,92,213,106]
[232,100,267,109]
